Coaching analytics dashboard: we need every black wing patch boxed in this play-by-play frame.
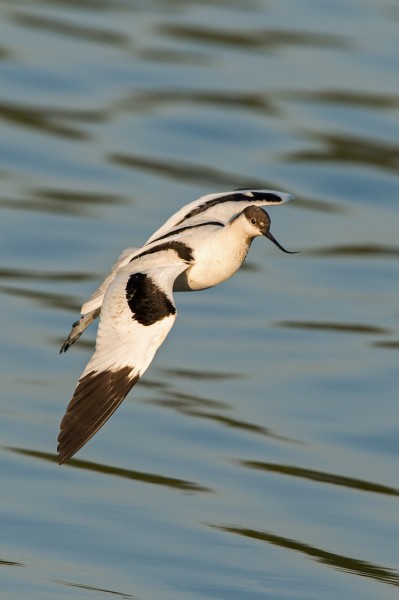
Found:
[126,272,176,326]
[58,367,139,464]
[131,240,194,263]
[175,191,284,226]
[150,220,223,244]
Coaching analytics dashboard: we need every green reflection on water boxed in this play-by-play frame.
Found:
[309,244,399,258]
[239,460,399,497]
[211,524,399,588]
[9,448,211,493]
[51,579,136,599]
[276,320,390,335]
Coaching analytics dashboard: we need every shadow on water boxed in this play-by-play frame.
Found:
[12,0,128,9]
[372,340,399,350]
[110,152,271,189]
[276,320,390,336]
[0,188,127,217]
[168,402,296,442]
[143,380,301,444]
[0,102,107,141]
[159,367,245,381]
[237,460,399,497]
[8,448,211,493]
[283,89,399,110]
[12,12,130,48]
[210,524,399,588]
[0,285,81,313]
[0,45,11,59]
[307,244,399,258]
[0,558,25,568]
[276,91,399,174]
[187,410,299,443]
[285,131,399,174]
[51,579,137,600]
[293,195,347,214]
[0,267,97,283]
[158,24,352,52]
[118,89,279,116]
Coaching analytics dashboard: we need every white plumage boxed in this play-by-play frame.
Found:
[58,189,295,464]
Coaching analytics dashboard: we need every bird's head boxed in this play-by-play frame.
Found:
[239,205,297,253]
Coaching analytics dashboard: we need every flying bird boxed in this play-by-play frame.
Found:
[58,189,296,464]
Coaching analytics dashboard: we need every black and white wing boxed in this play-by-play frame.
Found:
[57,254,190,464]
[145,189,294,244]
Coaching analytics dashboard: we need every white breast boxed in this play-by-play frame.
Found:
[174,226,251,291]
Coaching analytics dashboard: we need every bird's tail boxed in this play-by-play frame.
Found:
[59,309,100,353]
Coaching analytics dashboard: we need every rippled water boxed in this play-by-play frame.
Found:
[1,1,399,598]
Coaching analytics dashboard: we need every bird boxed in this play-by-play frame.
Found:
[58,189,296,464]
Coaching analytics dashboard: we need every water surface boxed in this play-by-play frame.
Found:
[1,1,399,598]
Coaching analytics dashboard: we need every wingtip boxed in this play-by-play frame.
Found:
[271,191,294,204]
[57,439,69,464]
[57,368,140,466]
[57,436,80,465]
[57,452,69,465]
[235,189,295,204]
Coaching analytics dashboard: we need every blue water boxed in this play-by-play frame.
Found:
[1,1,399,598]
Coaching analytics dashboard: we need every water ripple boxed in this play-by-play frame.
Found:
[8,448,211,493]
[276,320,390,336]
[147,389,299,444]
[211,524,399,588]
[13,12,129,47]
[372,340,399,350]
[159,367,245,381]
[0,101,106,140]
[238,460,399,497]
[0,285,80,312]
[286,131,399,174]
[52,579,138,599]
[0,188,126,217]
[110,152,275,188]
[0,558,25,568]
[0,267,97,282]
[159,24,352,52]
[308,244,399,258]
[284,89,399,110]
[118,89,278,115]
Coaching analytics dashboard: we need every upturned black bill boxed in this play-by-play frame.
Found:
[265,231,298,254]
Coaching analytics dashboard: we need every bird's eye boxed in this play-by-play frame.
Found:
[251,218,256,224]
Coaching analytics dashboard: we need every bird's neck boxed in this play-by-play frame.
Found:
[225,216,253,249]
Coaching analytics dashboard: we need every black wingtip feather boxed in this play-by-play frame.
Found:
[58,367,139,464]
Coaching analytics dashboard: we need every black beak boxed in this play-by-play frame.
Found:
[265,231,298,254]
